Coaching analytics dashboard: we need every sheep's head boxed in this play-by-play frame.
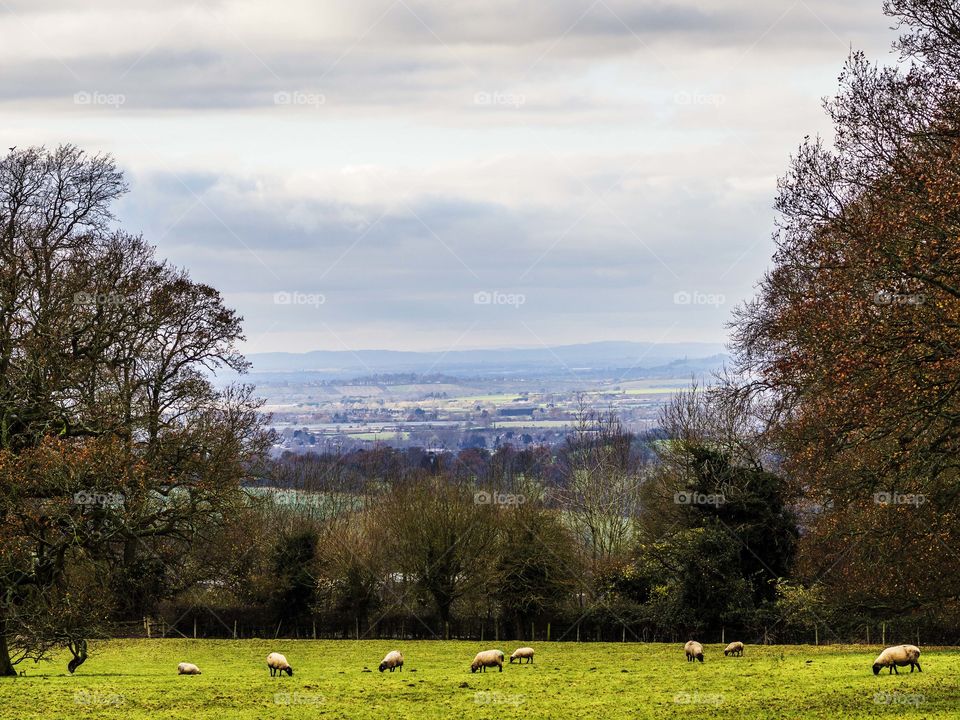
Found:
[379,662,387,672]
[872,664,882,675]
[285,666,294,676]
[470,663,479,673]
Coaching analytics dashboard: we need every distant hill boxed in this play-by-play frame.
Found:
[241,341,728,380]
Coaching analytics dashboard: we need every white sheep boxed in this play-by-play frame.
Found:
[379,650,404,672]
[267,652,294,677]
[872,645,921,675]
[471,649,505,673]
[177,662,202,675]
[509,647,534,664]
[684,640,704,663]
[723,641,744,657]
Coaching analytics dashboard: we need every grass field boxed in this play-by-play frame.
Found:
[1,640,956,719]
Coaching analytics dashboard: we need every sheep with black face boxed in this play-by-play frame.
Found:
[684,641,704,663]
[471,650,504,673]
[267,652,294,677]
[379,650,404,672]
[872,645,921,675]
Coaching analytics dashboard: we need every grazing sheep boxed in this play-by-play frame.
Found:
[177,662,202,675]
[723,642,744,657]
[509,647,535,664]
[379,650,404,672]
[684,641,704,663]
[470,649,505,673]
[267,652,294,677]
[872,645,921,675]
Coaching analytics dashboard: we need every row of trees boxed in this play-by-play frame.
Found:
[732,0,960,626]
[155,395,798,646]
[0,146,269,675]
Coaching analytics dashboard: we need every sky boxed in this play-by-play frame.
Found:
[0,0,899,354]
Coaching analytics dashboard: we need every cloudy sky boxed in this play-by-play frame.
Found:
[0,0,898,353]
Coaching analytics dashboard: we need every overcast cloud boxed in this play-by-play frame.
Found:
[0,0,899,353]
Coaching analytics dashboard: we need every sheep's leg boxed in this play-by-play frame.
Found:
[916,662,922,672]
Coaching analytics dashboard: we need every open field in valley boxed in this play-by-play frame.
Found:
[1,640,956,719]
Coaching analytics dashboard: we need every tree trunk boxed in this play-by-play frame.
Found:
[67,639,88,674]
[0,612,16,677]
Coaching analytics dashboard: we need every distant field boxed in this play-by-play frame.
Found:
[346,431,411,441]
[2,640,956,719]
[492,420,571,428]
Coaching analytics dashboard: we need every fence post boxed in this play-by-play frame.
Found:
[882,622,886,646]
[445,621,450,641]
[547,623,551,642]
[721,627,725,645]
[234,620,238,639]
[814,625,818,646]
[193,617,197,639]
[531,622,535,642]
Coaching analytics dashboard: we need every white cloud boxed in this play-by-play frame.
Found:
[0,0,899,351]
